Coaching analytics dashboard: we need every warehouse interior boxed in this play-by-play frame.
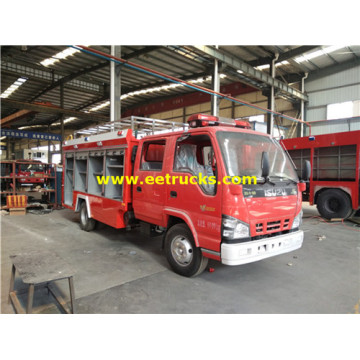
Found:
[2,43,359,307]
[1,41,359,358]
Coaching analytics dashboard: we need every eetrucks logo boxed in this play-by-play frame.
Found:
[200,204,216,212]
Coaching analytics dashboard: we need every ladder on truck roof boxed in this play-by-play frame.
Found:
[72,116,188,139]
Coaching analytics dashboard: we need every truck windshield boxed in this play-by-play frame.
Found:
[216,131,298,183]
[20,163,44,172]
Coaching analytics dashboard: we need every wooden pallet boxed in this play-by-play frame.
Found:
[9,207,26,216]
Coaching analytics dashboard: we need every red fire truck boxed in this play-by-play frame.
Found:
[62,114,306,277]
[281,130,360,219]
[12,160,46,188]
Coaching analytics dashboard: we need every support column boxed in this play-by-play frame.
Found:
[10,140,15,160]
[211,45,220,116]
[47,123,51,163]
[266,57,277,135]
[6,137,11,160]
[60,84,64,164]
[299,73,308,137]
[110,46,121,122]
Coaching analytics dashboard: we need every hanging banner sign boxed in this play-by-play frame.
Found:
[0,145,7,150]
[0,129,62,141]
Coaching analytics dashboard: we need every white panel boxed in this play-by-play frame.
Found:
[350,118,360,130]
[354,100,360,116]
[307,84,360,107]
[306,107,327,122]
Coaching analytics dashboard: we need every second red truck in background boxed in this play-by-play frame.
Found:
[281,130,360,219]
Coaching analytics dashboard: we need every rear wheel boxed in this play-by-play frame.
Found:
[165,223,208,277]
[316,189,353,219]
[79,202,96,231]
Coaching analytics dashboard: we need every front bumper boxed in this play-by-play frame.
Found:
[221,230,303,266]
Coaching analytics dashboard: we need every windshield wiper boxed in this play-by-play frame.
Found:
[256,176,276,186]
[268,176,297,185]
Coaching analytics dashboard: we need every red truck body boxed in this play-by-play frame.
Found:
[62,115,305,276]
[12,160,46,186]
[281,130,360,219]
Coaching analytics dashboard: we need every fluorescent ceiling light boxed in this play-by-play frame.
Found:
[0,77,27,98]
[295,45,345,63]
[120,74,226,101]
[40,46,88,67]
[88,74,227,112]
[64,117,77,124]
[85,74,227,112]
[277,60,289,66]
[19,117,78,130]
[89,100,110,112]
[51,117,78,126]
[256,64,270,70]
[18,125,44,130]
[255,61,289,71]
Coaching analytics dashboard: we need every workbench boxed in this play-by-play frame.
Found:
[9,250,75,314]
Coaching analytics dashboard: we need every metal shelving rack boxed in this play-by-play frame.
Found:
[0,160,58,209]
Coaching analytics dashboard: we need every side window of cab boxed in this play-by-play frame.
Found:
[140,140,166,171]
[173,134,217,195]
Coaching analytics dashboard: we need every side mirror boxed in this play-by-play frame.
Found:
[302,160,311,181]
[261,151,270,178]
[299,182,306,192]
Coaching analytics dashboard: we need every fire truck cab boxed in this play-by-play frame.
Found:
[12,160,46,188]
[63,115,305,277]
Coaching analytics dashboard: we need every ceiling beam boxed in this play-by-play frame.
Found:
[248,46,319,67]
[192,45,308,102]
[1,99,108,123]
[29,46,163,102]
[306,57,360,81]
[77,71,212,113]
[123,71,211,96]
[276,72,305,84]
[1,109,37,127]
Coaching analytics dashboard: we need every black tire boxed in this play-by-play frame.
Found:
[79,202,96,231]
[353,208,360,218]
[165,223,208,277]
[316,189,353,219]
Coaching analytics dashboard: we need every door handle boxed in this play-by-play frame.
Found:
[136,186,142,192]
[170,191,177,198]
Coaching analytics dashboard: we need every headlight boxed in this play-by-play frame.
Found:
[292,210,303,230]
[222,215,250,240]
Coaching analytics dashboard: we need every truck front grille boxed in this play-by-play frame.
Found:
[255,218,290,235]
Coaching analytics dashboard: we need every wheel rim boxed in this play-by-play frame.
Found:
[171,235,193,266]
[328,198,340,213]
[81,207,88,224]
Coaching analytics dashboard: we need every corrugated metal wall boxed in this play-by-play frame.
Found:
[305,65,360,123]
[305,117,360,136]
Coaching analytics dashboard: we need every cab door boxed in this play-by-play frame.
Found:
[165,133,222,253]
[133,138,167,225]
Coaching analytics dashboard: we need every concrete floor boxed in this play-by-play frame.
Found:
[1,203,359,314]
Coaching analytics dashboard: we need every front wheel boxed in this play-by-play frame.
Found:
[165,223,208,277]
[79,202,96,231]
